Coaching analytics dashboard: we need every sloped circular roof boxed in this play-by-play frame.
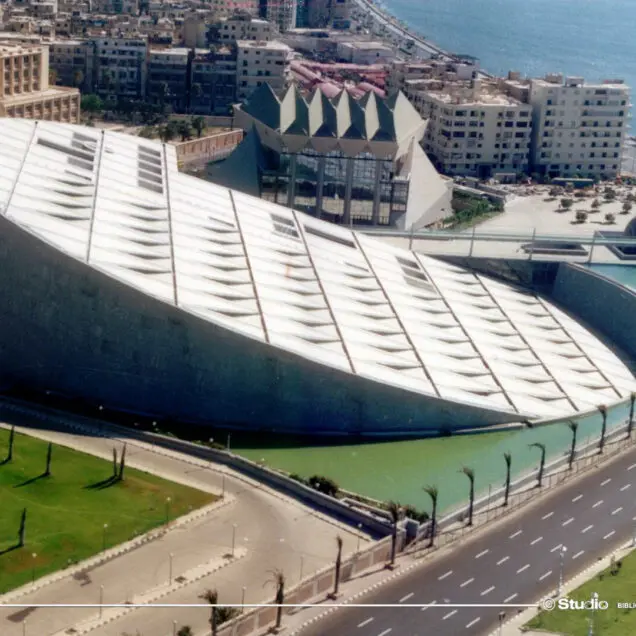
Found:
[0,119,634,423]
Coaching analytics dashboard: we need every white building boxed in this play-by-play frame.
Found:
[218,15,274,42]
[236,39,290,100]
[336,40,394,65]
[529,75,631,180]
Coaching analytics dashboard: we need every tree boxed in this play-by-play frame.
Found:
[575,210,588,223]
[159,120,178,143]
[5,425,15,462]
[199,588,219,636]
[423,485,438,547]
[598,404,608,453]
[332,535,343,597]
[118,443,127,481]
[460,467,475,526]
[560,198,573,210]
[177,627,194,636]
[81,94,104,114]
[44,442,53,477]
[270,569,285,630]
[567,421,578,470]
[191,115,206,138]
[18,508,27,547]
[529,442,546,487]
[503,452,512,507]
[591,199,601,211]
[386,500,402,566]
[622,201,633,215]
[628,392,636,439]
[605,212,616,224]
[177,120,193,142]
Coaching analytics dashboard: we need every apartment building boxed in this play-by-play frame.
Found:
[49,39,94,90]
[147,47,189,112]
[217,15,273,42]
[0,44,80,123]
[92,36,147,99]
[260,0,297,32]
[528,74,631,180]
[191,45,237,115]
[236,39,290,99]
[305,0,350,28]
[209,0,258,17]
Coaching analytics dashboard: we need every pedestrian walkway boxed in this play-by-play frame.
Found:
[0,416,369,636]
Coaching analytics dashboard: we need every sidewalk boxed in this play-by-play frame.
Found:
[0,417,369,636]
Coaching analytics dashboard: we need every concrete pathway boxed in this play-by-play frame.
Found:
[0,415,369,636]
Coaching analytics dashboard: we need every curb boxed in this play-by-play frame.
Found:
[56,547,248,636]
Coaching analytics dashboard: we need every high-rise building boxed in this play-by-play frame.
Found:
[0,44,80,123]
[260,0,297,32]
[236,39,290,100]
[305,0,350,28]
[92,37,148,99]
[528,75,631,181]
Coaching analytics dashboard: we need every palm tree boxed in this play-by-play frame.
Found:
[567,421,579,470]
[177,120,192,141]
[199,588,219,636]
[177,627,194,636]
[598,404,608,453]
[333,535,343,596]
[460,467,475,526]
[423,485,438,547]
[386,500,402,566]
[191,115,206,138]
[628,392,635,439]
[503,452,512,507]
[529,442,546,487]
[267,569,285,630]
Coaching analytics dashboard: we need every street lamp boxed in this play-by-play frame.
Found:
[165,497,171,524]
[231,523,237,557]
[102,523,108,551]
[498,611,506,636]
[241,586,246,614]
[558,546,568,597]
[99,585,104,618]
[356,523,362,553]
[169,552,174,585]
[31,553,37,584]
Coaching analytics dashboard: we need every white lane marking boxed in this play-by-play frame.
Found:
[621,484,631,492]
[592,500,603,508]
[572,494,583,502]
[504,593,518,603]
[530,536,543,546]
[399,593,414,603]
[460,578,474,588]
[563,517,574,527]
[550,544,563,553]
[421,601,437,611]
[439,570,453,581]
[481,585,495,596]
[357,618,374,628]
[573,550,585,560]
[509,530,522,539]
[475,549,489,559]
[517,564,530,573]
[542,512,554,520]
[582,524,594,533]
[628,463,636,471]
[378,630,392,636]
[601,478,612,486]
[539,570,553,581]
[604,531,616,540]
[466,617,481,629]
[497,556,510,565]
[443,610,458,620]
[612,507,623,516]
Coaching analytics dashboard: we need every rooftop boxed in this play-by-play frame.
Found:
[0,118,633,424]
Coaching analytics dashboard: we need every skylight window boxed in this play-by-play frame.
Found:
[304,225,356,249]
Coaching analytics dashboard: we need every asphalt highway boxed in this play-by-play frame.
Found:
[301,448,636,636]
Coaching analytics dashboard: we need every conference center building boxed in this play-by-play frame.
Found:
[0,119,634,435]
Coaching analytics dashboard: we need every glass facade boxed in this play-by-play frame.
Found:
[260,147,410,226]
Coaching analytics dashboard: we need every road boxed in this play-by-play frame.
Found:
[301,448,636,636]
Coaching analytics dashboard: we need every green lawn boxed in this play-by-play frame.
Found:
[525,549,636,635]
[0,428,214,593]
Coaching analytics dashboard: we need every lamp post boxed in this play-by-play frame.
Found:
[102,523,108,551]
[165,497,171,524]
[241,586,246,613]
[99,585,104,619]
[232,523,237,557]
[356,523,362,553]
[558,546,568,597]
[31,553,37,584]
[169,552,174,585]
[299,555,304,581]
